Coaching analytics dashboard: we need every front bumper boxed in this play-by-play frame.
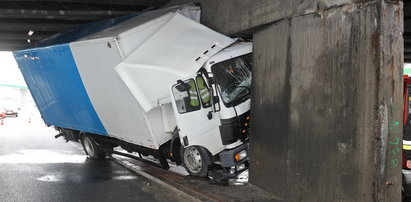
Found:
[219,142,249,168]
[212,143,249,180]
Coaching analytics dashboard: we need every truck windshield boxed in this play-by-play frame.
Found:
[211,54,252,105]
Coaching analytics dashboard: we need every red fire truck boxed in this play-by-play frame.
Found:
[403,75,411,200]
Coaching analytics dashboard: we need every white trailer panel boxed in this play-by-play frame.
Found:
[115,12,235,112]
[70,39,160,148]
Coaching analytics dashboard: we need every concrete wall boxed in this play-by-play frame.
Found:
[166,0,403,200]
[164,0,373,35]
[251,1,403,201]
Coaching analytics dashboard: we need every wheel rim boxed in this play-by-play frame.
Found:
[83,137,95,157]
[183,147,202,173]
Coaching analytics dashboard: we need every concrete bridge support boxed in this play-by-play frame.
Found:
[165,1,403,201]
[251,1,403,201]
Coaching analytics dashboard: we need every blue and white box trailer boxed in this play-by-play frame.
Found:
[14,5,252,178]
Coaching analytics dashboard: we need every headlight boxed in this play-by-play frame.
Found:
[234,150,247,162]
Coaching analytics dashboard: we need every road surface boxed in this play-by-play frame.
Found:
[0,108,188,202]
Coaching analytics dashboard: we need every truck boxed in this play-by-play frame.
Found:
[13,5,252,179]
[403,75,411,200]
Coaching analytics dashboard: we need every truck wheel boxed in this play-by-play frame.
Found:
[181,146,212,177]
[81,135,106,160]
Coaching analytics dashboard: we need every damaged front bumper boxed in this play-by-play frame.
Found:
[217,142,249,179]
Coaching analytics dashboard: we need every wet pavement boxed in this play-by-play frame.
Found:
[0,108,189,202]
[111,155,277,202]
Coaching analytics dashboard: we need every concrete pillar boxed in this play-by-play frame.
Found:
[250,1,403,201]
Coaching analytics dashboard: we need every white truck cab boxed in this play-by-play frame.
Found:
[171,42,252,178]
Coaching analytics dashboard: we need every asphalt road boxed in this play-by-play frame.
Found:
[0,108,187,202]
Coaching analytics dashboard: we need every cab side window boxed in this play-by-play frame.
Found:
[172,79,201,114]
[195,75,211,108]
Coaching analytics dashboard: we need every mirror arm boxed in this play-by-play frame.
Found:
[210,84,221,113]
[206,91,215,120]
[209,86,216,113]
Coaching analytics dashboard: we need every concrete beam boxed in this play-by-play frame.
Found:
[0,21,79,32]
[0,32,53,41]
[164,0,313,35]
[0,8,137,21]
[0,39,33,45]
[0,40,29,51]
[0,0,169,6]
[0,46,27,51]
[164,0,374,35]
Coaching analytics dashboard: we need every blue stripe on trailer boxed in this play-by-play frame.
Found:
[14,44,108,135]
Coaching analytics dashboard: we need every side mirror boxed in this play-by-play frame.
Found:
[175,80,191,92]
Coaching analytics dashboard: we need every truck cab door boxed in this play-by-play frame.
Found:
[171,76,223,154]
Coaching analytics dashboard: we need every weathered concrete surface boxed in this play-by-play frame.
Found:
[376,1,403,201]
[250,20,290,200]
[250,1,403,201]
[164,0,314,35]
[164,0,374,35]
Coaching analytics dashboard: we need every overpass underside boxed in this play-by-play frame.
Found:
[0,0,170,51]
[165,0,404,201]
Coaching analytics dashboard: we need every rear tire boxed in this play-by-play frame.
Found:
[180,146,212,177]
[81,135,106,160]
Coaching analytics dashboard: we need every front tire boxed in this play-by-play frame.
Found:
[81,135,106,160]
[180,146,212,177]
